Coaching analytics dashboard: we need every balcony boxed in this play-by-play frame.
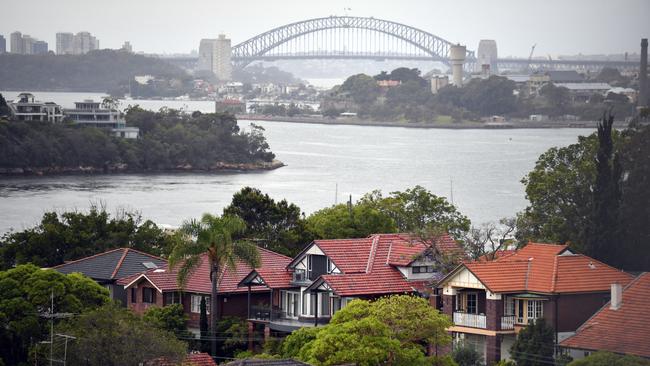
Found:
[291,269,310,285]
[501,315,515,330]
[453,312,486,329]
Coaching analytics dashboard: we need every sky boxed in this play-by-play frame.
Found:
[1,0,648,57]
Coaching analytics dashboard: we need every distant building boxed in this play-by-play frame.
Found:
[555,82,612,102]
[8,93,64,122]
[0,35,6,54]
[121,41,133,53]
[377,80,401,88]
[72,31,99,54]
[430,75,449,94]
[56,32,74,54]
[32,40,48,55]
[10,31,23,54]
[215,99,246,114]
[476,40,498,74]
[197,34,233,81]
[64,99,139,138]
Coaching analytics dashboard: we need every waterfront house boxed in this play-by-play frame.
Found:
[435,243,634,364]
[238,233,463,339]
[560,272,650,360]
[63,99,139,138]
[52,247,167,305]
[119,247,293,333]
[145,352,217,366]
[8,92,64,123]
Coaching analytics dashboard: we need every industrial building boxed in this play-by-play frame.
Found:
[476,40,498,74]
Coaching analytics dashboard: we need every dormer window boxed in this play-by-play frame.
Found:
[412,266,435,274]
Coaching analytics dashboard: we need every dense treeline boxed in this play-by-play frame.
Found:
[0,106,276,173]
[0,50,190,93]
[324,67,638,122]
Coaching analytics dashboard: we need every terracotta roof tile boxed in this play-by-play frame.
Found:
[146,352,216,366]
[560,273,650,358]
[447,243,634,294]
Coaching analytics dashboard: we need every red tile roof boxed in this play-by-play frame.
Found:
[145,352,216,366]
[560,273,650,358]
[447,243,634,294]
[119,247,292,295]
[314,233,461,296]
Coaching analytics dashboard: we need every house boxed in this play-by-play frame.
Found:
[238,233,462,338]
[63,99,140,138]
[435,243,634,364]
[560,272,650,360]
[52,248,167,305]
[118,247,293,333]
[145,352,217,366]
[8,93,64,123]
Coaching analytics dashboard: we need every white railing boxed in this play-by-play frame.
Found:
[501,315,515,330]
[453,312,487,329]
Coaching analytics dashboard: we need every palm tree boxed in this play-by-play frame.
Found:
[169,213,260,356]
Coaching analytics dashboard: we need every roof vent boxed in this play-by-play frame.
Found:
[142,261,158,269]
[610,283,622,310]
[153,269,165,273]
[588,261,596,269]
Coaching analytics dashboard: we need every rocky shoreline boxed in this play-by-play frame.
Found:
[0,159,285,177]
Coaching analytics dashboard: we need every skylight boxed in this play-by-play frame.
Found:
[142,261,158,269]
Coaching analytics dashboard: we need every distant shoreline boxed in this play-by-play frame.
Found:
[238,115,615,129]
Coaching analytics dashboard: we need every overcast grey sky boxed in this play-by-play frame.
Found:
[1,0,648,57]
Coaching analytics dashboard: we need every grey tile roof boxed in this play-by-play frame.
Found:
[53,248,167,282]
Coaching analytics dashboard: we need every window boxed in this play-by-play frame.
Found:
[527,300,543,321]
[466,293,477,314]
[332,297,342,314]
[142,287,156,304]
[191,294,210,314]
[282,291,300,318]
[164,292,181,305]
[130,287,137,303]
[413,266,435,274]
[516,299,525,323]
[504,296,514,316]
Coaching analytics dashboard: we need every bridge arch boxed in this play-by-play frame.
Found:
[232,16,475,67]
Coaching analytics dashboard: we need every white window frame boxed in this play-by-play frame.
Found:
[191,294,210,314]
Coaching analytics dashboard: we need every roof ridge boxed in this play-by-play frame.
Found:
[110,248,129,279]
[365,235,380,273]
[121,247,167,262]
[385,240,393,266]
[256,246,294,261]
[524,258,533,291]
[550,255,559,292]
[50,247,126,269]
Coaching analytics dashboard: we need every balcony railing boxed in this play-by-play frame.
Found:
[501,315,515,330]
[292,269,309,284]
[453,312,487,329]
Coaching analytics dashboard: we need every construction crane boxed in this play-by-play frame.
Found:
[526,44,536,72]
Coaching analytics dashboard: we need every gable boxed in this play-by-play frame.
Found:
[442,267,487,292]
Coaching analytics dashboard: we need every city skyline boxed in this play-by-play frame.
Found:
[0,0,648,57]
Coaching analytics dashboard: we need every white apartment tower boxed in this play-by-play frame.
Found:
[197,34,232,81]
[56,32,74,54]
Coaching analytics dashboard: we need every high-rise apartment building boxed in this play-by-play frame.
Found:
[32,40,48,54]
[56,32,74,54]
[10,31,24,54]
[197,34,232,81]
[10,32,48,54]
[0,35,6,54]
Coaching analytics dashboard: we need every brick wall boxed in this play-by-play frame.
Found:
[486,299,504,331]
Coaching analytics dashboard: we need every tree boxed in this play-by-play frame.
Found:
[0,206,174,270]
[568,351,650,366]
[539,84,571,116]
[584,112,622,265]
[340,74,381,105]
[223,187,310,256]
[510,318,555,366]
[452,344,483,366]
[199,296,209,353]
[360,186,471,238]
[460,76,518,116]
[0,93,10,117]
[0,264,110,365]
[143,304,190,336]
[282,295,452,366]
[306,201,397,239]
[61,303,186,366]
[462,218,516,260]
[168,214,260,357]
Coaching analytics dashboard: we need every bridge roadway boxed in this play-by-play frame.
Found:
[159,54,638,72]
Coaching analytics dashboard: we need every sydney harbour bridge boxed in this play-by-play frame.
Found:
[166,16,637,72]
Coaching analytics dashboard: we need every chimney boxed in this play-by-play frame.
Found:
[610,283,622,310]
[639,38,648,107]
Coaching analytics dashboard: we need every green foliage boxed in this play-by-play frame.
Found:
[451,344,483,366]
[282,295,452,366]
[0,109,275,173]
[360,185,471,238]
[306,202,397,239]
[0,50,189,94]
[143,304,190,336]
[223,187,311,256]
[0,265,110,365]
[213,316,249,357]
[0,206,172,270]
[540,83,572,116]
[200,296,209,353]
[60,303,187,366]
[568,351,650,366]
[0,93,10,117]
[458,76,518,116]
[340,74,381,105]
[510,318,555,366]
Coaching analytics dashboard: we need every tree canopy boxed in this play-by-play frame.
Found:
[281,295,453,366]
[510,318,555,366]
[0,264,110,365]
[0,207,173,270]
